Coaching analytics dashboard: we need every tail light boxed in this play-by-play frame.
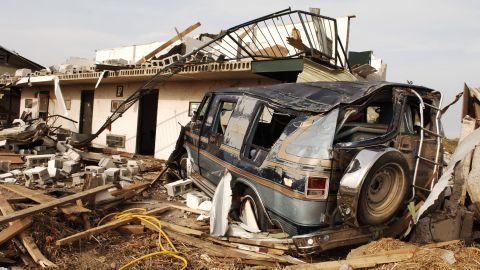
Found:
[306,176,328,199]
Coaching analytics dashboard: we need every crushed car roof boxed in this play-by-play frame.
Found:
[216,81,435,113]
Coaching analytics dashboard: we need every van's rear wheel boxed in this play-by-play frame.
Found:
[358,153,408,225]
[240,188,272,231]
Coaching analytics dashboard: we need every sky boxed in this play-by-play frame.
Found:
[1,0,479,138]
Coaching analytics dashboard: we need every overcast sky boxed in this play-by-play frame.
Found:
[1,0,478,138]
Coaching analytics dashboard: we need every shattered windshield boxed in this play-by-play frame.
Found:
[285,108,339,160]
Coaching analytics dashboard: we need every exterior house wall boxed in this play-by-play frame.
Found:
[19,76,275,159]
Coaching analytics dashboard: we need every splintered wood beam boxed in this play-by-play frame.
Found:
[56,204,171,246]
[285,247,416,270]
[0,184,91,215]
[136,22,201,64]
[0,193,57,268]
[0,184,115,226]
[0,217,32,246]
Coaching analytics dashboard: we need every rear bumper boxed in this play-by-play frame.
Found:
[291,226,384,256]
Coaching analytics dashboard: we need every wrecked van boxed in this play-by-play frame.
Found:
[169,81,443,254]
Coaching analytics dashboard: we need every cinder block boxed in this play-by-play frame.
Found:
[104,168,120,183]
[56,141,69,153]
[127,160,145,171]
[85,165,105,174]
[72,172,85,186]
[0,172,13,180]
[25,154,55,168]
[0,160,11,172]
[24,167,50,185]
[10,169,22,177]
[165,179,193,197]
[48,159,63,169]
[127,165,139,176]
[99,157,116,169]
[65,149,81,162]
[112,155,127,164]
[3,178,16,183]
[63,160,81,174]
[186,191,210,209]
[119,168,131,177]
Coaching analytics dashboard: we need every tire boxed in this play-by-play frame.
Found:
[177,152,188,179]
[358,152,409,225]
[240,188,272,231]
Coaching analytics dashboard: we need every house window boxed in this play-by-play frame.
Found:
[65,99,71,110]
[25,99,33,108]
[189,101,201,117]
[111,100,125,112]
[116,85,124,97]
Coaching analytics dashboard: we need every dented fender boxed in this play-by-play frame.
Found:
[337,147,403,226]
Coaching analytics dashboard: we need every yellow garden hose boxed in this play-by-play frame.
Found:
[98,208,188,270]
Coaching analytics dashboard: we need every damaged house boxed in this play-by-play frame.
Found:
[0,9,386,161]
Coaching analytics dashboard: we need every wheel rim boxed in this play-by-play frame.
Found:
[365,162,405,218]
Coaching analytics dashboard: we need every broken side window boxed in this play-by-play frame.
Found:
[194,95,212,122]
[243,105,294,163]
[213,101,236,135]
[285,108,339,160]
[335,93,394,143]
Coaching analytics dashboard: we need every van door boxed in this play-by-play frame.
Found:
[198,95,237,185]
[186,94,212,173]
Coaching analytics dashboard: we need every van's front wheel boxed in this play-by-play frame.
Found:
[177,152,188,179]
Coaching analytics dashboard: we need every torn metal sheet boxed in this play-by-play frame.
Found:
[209,170,232,236]
[416,127,480,223]
[94,70,107,89]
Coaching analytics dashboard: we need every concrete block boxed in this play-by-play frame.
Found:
[63,160,81,174]
[72,172,85,186]
[85,165,105,174]
[0,160,11,172]
[99,157,116,169]
[10,169,22,177]
[128,160,145,171]
[119,179,133,188]
[3,178,16,183]
[25,154,55,168]
[119,168,131,177]
[186,191,210,210]
[56,141,69,153]
[127,165,139,176]
[119,175,133,183]
[112,155,127,164]
[0,172,13,180]
[48,159,63,169]
[48,167,60,178]
[65,149,81,162]
[24,167,50,184]
[104,168,120,183]
[165,179,193,197]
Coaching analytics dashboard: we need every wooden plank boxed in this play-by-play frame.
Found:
[56,204,170,246]
[117,225,145,235]
[226,237,290,251]
[140,219,204,237]
[110,181,150,196]
[167,201,209,216]
[0,193,57,268]
[0,184,91,215]
[0,184,115,225]
[286,247,415,270]
[0,217,32,246]
[136,22,201,64]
